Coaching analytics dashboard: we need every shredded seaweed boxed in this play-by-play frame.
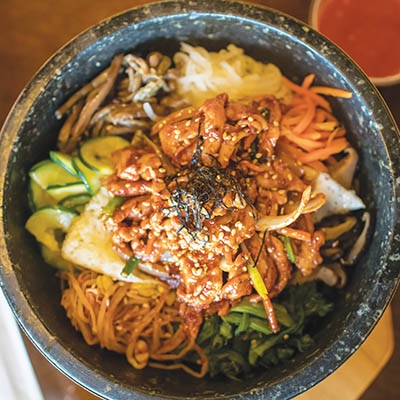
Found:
[166,120,253,236]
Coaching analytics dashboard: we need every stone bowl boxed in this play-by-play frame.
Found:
[0,0,399,399]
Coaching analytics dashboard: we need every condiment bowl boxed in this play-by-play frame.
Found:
[309,0,400,87]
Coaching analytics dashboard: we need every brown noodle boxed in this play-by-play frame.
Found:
[61,270,208,377]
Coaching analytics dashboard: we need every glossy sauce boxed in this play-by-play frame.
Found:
[316,0,400,78]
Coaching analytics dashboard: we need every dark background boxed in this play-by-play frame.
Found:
[0,1,398,399]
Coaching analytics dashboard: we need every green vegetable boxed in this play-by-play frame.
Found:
[79,136,130,174]
[102,196,125,216]
[72,156,102,195]
[29,159,81,189]
[46,181,88,202]
[59,193,91,213]
[49,151,79,177]
[280,235,296,263]
[121,256,140,277]
[192,282,333,379]
[25,206,78,252]
[28,179,57,211]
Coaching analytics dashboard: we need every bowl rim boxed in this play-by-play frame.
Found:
[0,0,400,399]
[308,0,400,87]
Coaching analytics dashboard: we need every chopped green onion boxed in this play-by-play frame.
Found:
[280,235,296,263]
[121,256,140,277]
[260,107,270,120]
[102,196,124,216]
[248,264,268,299]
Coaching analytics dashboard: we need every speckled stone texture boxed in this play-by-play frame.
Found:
[0,0,399,399]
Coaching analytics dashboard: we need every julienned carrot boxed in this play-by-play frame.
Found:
[326,127,345,147]
[299,138,349,163]
[310,86,353,99]
[282,76,332,111]
[293,95,316,135]
[280,74,352,170]
[311,121,338,131]
[301,73,315,89]
[282,128,324,151]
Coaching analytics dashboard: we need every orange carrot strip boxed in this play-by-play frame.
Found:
[301,74,315,89]
[311,86,353,99]
[299,138,349,163]
[301,131,322,140]
[293,95,316,135]
[282,128,323,151]
[311,121,338,131]
[283,77,332,111]
[301,131,333,140]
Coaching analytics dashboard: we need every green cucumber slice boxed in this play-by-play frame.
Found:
[59,193,91,213]
[29,159,81,189]
[46,182,88,202]
[72,156,102,195]
[28,179,57,211]
[79,136,130,175]
[25,206,78,252]
[49,151,78,177]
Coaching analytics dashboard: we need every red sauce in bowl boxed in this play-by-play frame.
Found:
[313,0,400,80]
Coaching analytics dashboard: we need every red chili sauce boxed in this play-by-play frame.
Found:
[316,0,400,78]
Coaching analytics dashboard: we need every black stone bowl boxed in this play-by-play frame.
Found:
[0,1,399,399]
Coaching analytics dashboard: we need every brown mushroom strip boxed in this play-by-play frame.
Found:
[69,54,124,144]
[56,64,113,118]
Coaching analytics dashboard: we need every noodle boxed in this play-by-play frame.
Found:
[61,271,207,377]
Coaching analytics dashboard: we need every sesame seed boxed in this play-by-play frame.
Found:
[235,221,243,230]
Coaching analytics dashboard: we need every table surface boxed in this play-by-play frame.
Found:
[0,1,399,399]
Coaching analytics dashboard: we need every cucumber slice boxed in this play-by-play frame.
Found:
[72,156,102,195]
[79,136,130,175]
[49,151,79,177]
[29,159,81,189]
[25,206,78,252]
[40,244,75,271]
[59,193,91,213]
[46,182,88,202]
[28,179,57,211]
